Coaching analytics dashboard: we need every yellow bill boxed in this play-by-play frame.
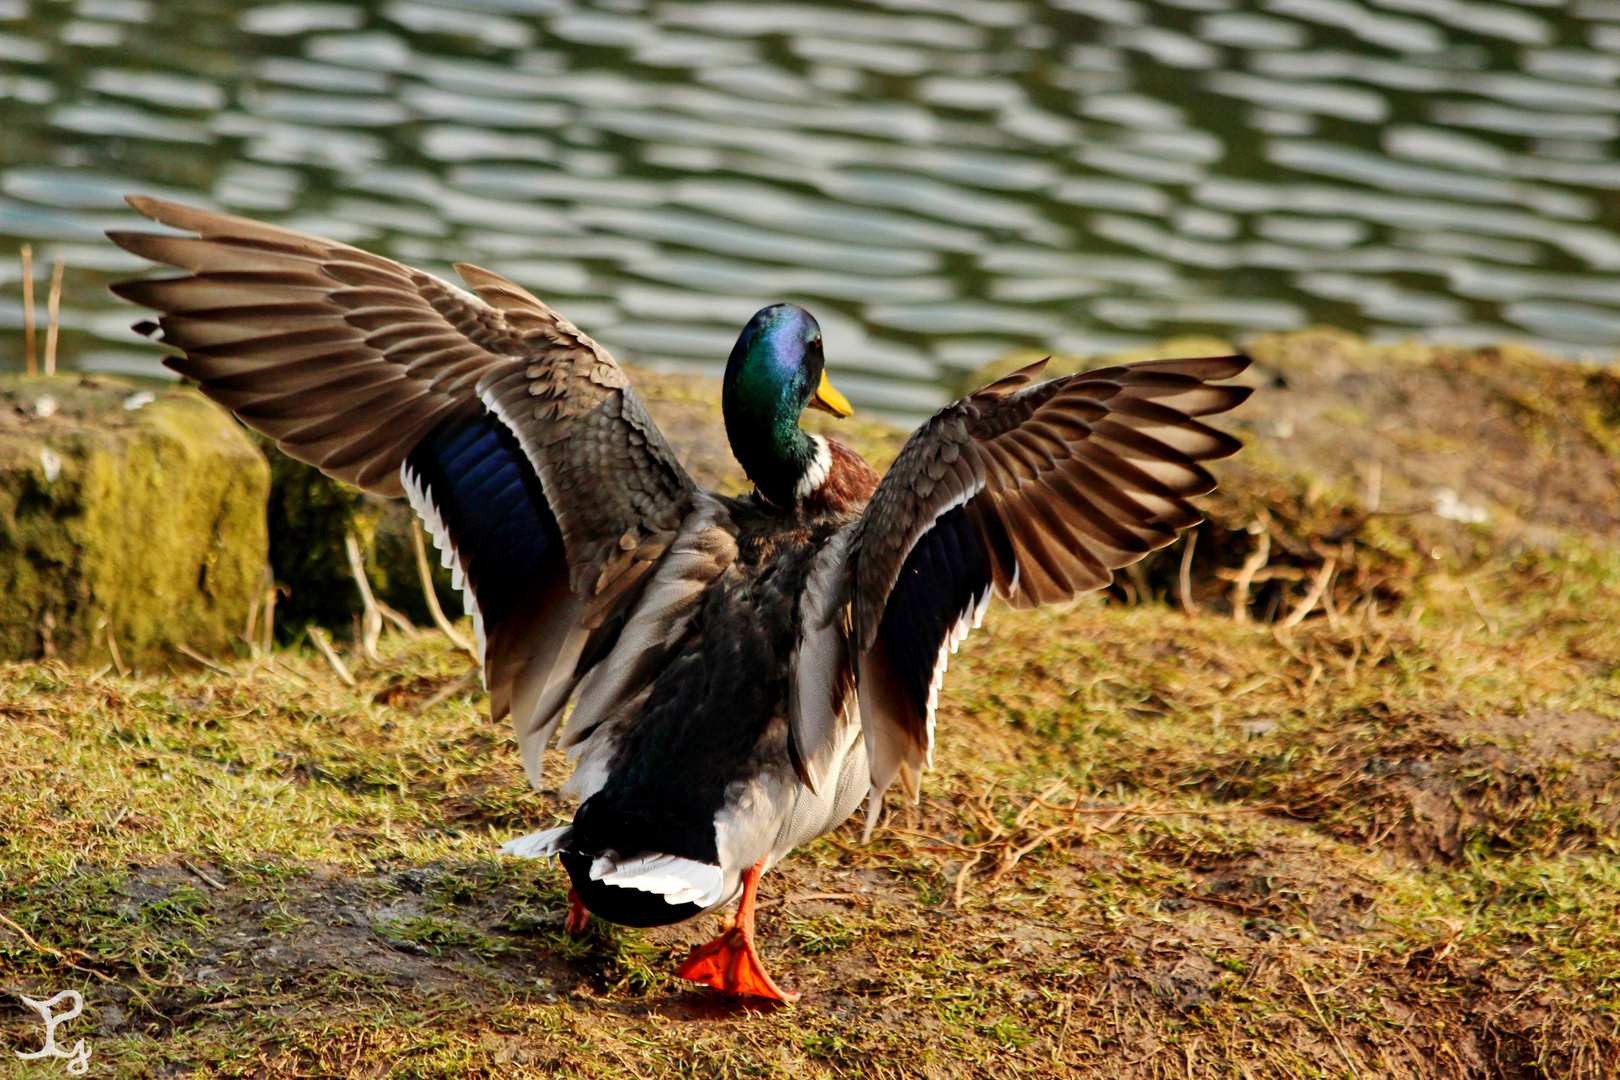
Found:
[808,370,854,417]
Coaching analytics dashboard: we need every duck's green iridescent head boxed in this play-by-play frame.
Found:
[722,303,853,507]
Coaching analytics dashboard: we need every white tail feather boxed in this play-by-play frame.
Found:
[589,851,725,907]
[499,825,572,859]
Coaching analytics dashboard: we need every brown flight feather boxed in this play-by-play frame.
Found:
[107,198,696,777]
[846,354,1253,803]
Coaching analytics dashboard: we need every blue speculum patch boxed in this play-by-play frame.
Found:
[408,414,561,629]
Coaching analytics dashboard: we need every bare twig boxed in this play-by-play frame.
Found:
[344,533,383,663]
[1180,891,1269,915]
[988,825,1065,885]
[0,908,119,988]
[1276,554,1338,630]
[1229,516,1271,624]
[180,859,226,890]
[376,601,418,638]
[1216,565,1308,584]
[952,850,984,909]
[0,909,119,988]
[1292,971,1361,1076]
[44,260,63,376]
[1005,800,1289,820]
[756,892,859,910]
[412,520,475,656]
[308,626,356,686]
[1016,778,1070,829]
[265,654,314,688]
[262,581,284,655]
[411,667,478,715]
[21,245,35,375]
[1321,560,1343,630]
[1464,581,1498,635]
[0,908,65,958]
[1052,995,1074,1067]
[106,623,126,678]
[243,590,260,652]
[176,643,235,676]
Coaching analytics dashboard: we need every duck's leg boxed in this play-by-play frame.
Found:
[565,888,589,935]
[675,859,798,1002]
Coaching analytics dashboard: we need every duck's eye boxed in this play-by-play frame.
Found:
[810,334,822,348]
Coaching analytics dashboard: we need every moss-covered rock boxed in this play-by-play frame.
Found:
[0,374,268,667]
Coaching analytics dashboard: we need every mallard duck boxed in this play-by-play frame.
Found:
[108,197,1252,1001]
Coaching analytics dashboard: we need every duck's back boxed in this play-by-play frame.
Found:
[555,490,869,924]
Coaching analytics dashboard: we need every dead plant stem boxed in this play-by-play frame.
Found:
[1178,528,1199,614]
[21,244,35,374]
[1277,554,1338,630]
[344,533,384,663]
[1229,520,1271,624]
[308,626,356,686]
[43,260,63,375]
[412,520,475,656]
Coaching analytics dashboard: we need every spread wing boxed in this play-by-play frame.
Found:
[107,197,696,782]
[845,355,1252,809]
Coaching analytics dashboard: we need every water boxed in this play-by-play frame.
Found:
[4,0,1620,423]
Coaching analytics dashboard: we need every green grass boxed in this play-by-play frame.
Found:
[4,548,1617,1077]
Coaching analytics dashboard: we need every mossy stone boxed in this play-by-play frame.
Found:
[0,374,269,667]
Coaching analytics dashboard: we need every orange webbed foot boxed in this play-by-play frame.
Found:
[676,927,798,1002]
[564,888,589,936]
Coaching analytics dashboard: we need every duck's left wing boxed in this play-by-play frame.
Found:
[846,355,1252,810]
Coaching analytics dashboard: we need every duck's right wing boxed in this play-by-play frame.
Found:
[108,198,697,782]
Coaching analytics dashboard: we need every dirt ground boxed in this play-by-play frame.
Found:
[2,331,1619,1078]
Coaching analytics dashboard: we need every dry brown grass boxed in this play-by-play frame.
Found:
[0,546,1616,1078]
[3,336,1620,1077]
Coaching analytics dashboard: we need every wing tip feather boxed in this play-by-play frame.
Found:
[974,356,1050,399]
[125,193,166,217]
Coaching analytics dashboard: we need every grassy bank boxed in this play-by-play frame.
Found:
[1,332,1618,1078]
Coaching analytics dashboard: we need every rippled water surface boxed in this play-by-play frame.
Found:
[5,0,1620,419]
